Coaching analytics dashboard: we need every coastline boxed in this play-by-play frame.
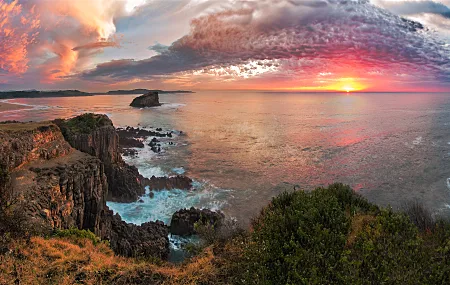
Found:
[0,101,33,113]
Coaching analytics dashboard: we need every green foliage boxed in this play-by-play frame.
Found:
[342,209,425,284]
[54,228,107,247]
[229,183,450,285]
[55,113,111,137]
[242,183,359,284]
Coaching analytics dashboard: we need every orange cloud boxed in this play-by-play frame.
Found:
[0,0,40,74]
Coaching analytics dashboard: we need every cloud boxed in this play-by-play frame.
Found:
[372,0,450,18]
[0,0,40,74]
[0,0,141,84]
[72,41,120,51]
[79,0,450,89]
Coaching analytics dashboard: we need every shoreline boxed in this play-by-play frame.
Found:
[0,101,33,113]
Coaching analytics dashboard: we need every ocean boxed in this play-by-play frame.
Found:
[2,91,450,226]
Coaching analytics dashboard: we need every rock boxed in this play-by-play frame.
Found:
[0,116,172,260]
[170,207,224,236]
[142,175,193,191]
[107,211,170,259]
[119,137,144,149]
[130,92,161,108]
[55,114,146,203]
[122,149,138,157]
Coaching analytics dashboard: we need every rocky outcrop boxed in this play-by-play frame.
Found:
[170,207,224,236]
[143,175,193,191]
[0,122,72,171]
[16,152,109,236]
[130,92,161,108]
[107,211,169,259]
[0,119,169,259]
[55,114,145,202]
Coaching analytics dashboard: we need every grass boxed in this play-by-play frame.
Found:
[0,121,56,132]
[2,183,450,284]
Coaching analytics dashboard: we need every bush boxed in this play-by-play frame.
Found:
[54,228,105,246]
[242,184,359,284]
[233,184,450,285]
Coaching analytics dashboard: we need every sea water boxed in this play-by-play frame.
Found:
[3,91,450,225]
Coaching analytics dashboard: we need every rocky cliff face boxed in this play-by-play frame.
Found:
[0,122,72,171]
[130,91,161,108]
[0,119,169,259]
[55,114,145,202]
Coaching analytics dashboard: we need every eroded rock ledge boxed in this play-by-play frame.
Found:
[0,118,169,259]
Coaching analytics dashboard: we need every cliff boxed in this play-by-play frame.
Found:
[130,91,161,108]
[0,120,169,259]
[55,114,145,202]
[0,122,72,171]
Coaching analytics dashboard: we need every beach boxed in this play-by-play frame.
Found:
[0,102,32,113]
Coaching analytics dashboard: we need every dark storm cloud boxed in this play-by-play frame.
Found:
[78,0,450,84]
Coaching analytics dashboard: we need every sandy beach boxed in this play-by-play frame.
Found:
[0,102,32,112]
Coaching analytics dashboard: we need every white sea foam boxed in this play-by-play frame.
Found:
[107,183,230,225]
[172,167,186,175]
[412,136,423,145]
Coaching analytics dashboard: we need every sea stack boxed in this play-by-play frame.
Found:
[130,91,161,108]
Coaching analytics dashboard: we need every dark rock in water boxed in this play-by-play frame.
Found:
[170,207,225,236]
[122,149,138,157]
[130,91,161,108]
[107,211,169,259]
[156,128,162,131]
[143,175,193,191]
[149,191,154,199]
[138,199,144,203]
[117,127,171,139]
[119,136,144,149]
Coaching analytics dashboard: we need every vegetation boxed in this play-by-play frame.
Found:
[2,183,450,284]
[55,113,112,137]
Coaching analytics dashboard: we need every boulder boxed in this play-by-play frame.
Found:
[130,92,161,108]
[170,207,224,236]
[143,175,193,191]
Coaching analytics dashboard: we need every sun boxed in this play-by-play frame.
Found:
[333,78,365,93]
[342,85,355,93]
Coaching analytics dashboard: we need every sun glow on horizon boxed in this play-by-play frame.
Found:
[278,77,368,92]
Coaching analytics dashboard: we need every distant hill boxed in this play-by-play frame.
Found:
[0,90,92,99]
[0,89,194,99]
[102,89,194,95]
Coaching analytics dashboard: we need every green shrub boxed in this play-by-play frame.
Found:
[232,183,450,285]
[342,209,425,284]
[242,184,359,284]
[54,228,105,246]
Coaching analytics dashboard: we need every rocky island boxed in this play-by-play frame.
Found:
[130,91,161,108]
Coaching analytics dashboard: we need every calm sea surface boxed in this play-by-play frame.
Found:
[2,91,450,224]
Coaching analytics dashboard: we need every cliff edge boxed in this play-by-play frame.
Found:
[0,119,169,259]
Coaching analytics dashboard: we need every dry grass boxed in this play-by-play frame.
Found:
[0,122,54,131]
[0,237,226,285]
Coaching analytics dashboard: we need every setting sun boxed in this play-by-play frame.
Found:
[331,78,366,92]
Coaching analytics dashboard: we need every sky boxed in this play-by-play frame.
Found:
[0,0,450,92]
